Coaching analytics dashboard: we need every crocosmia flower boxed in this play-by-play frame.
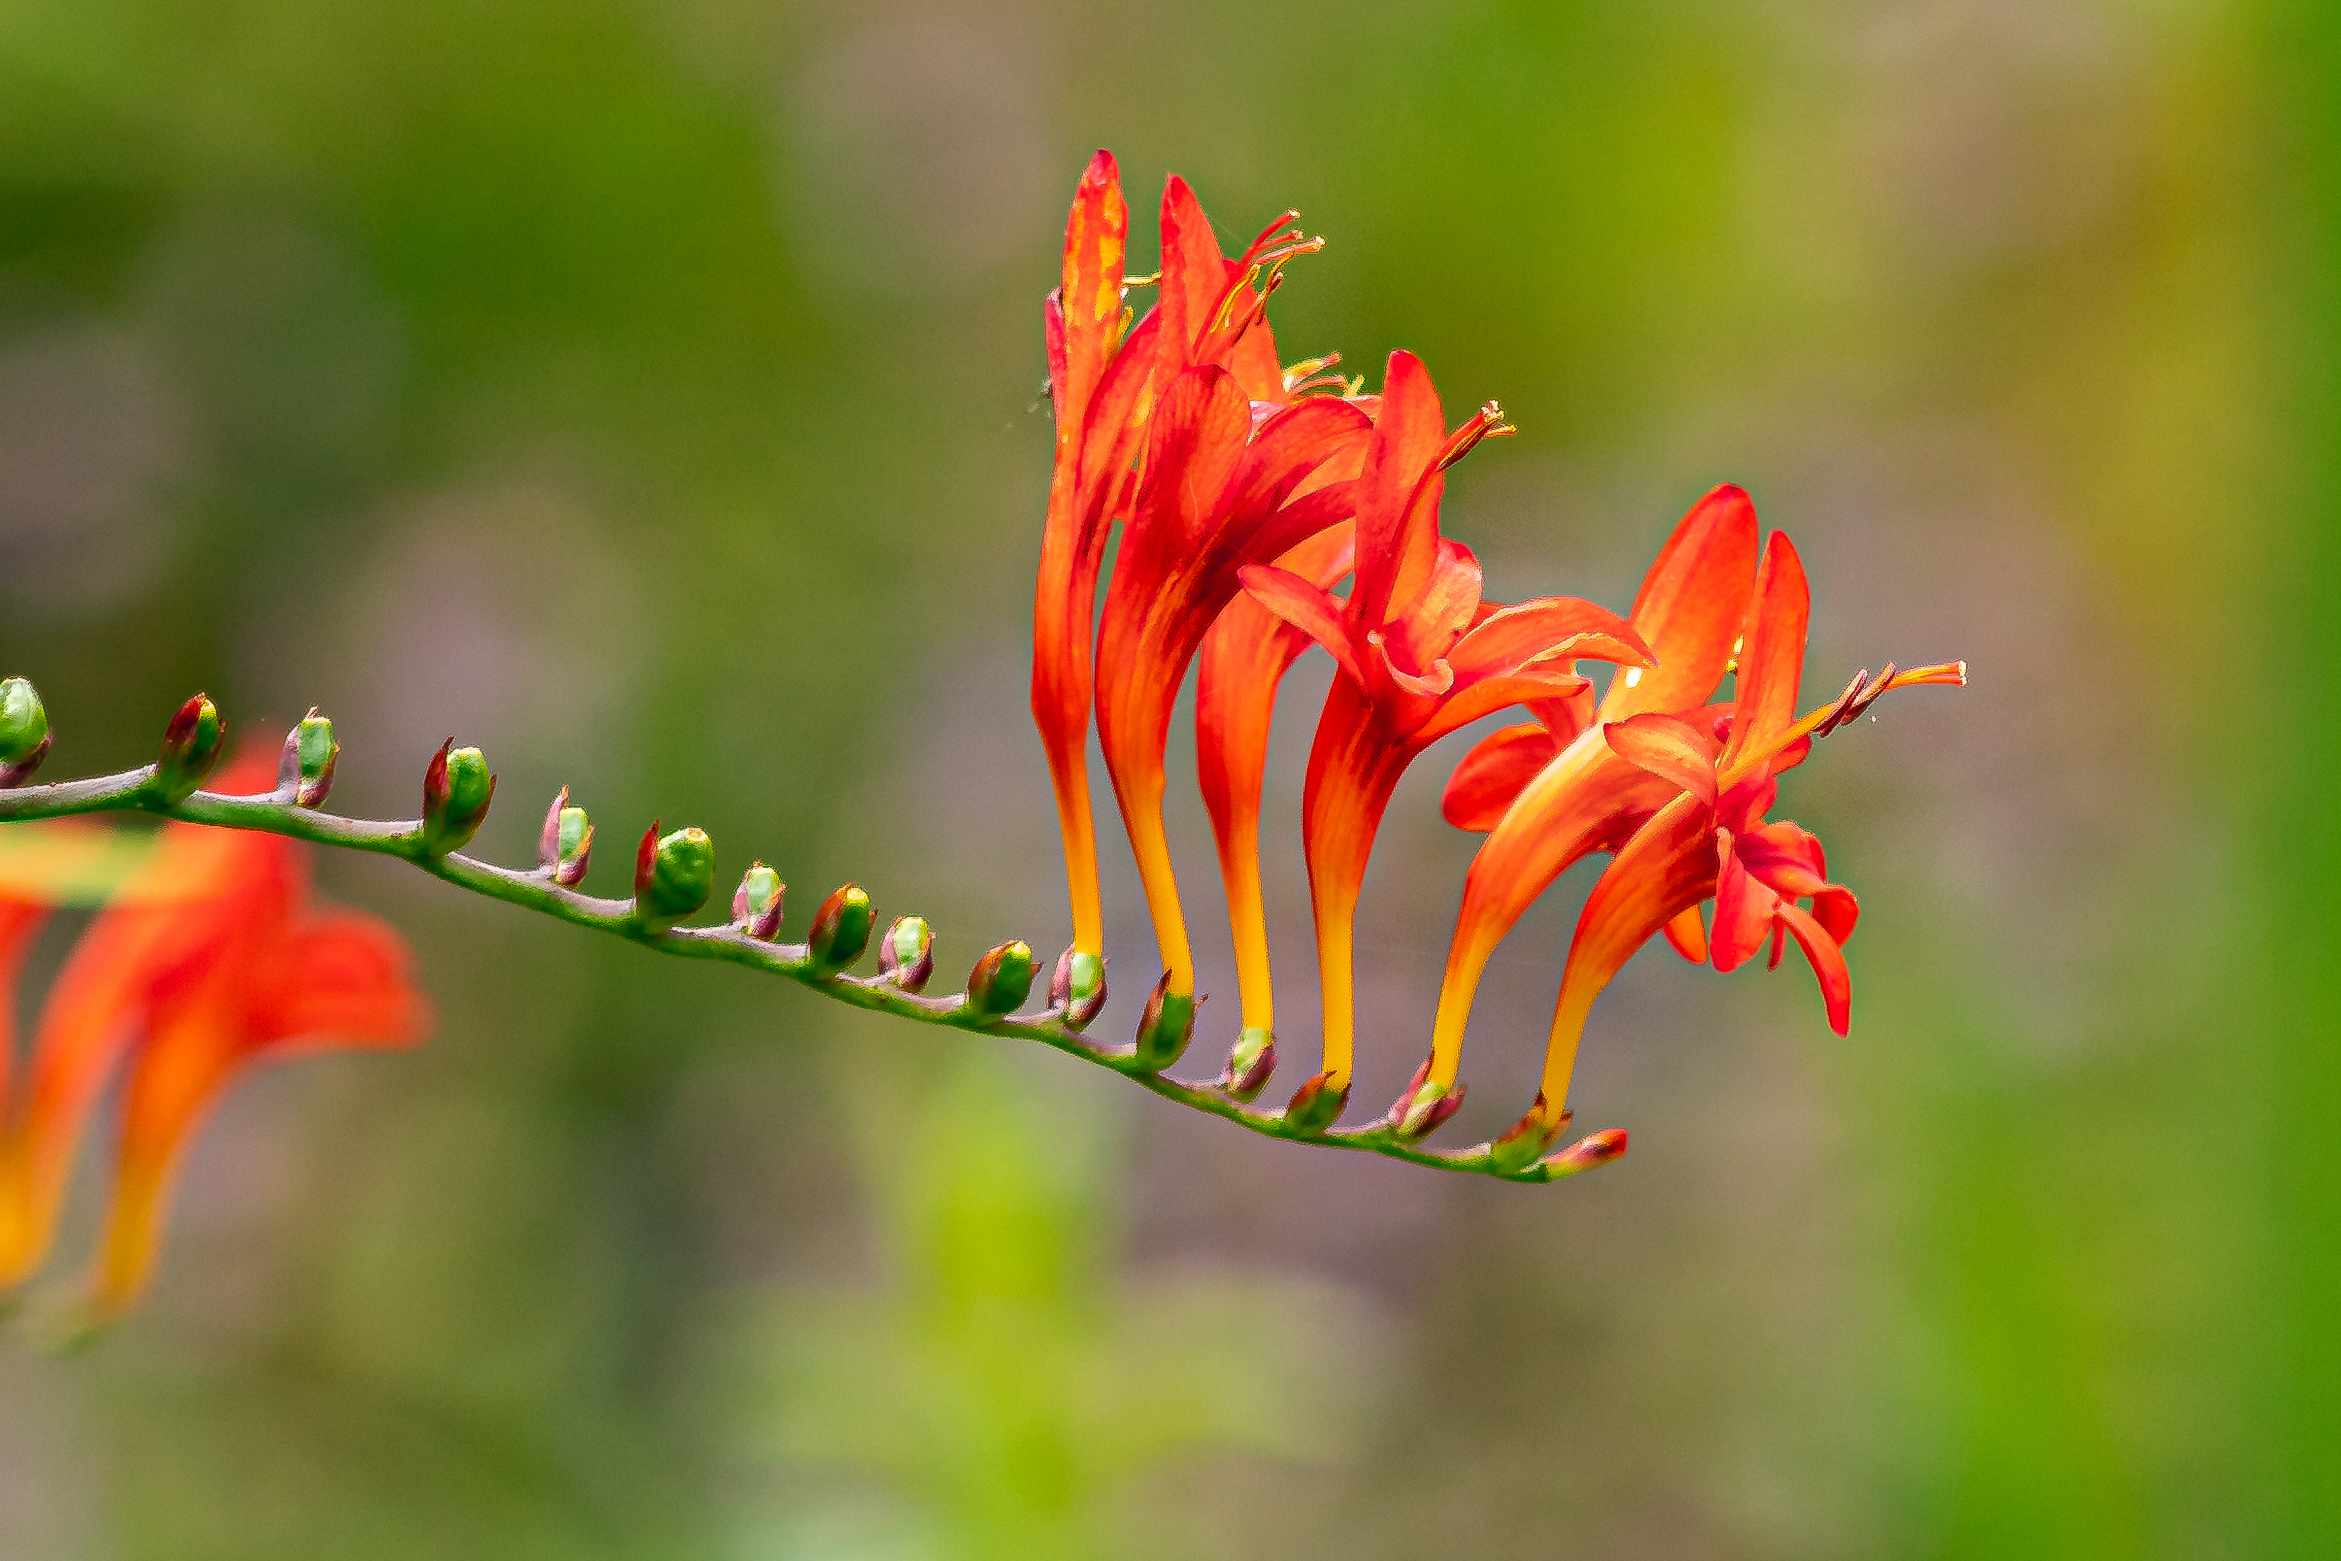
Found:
[1238,350,1649,1111]
[1031,152,1342,1013]
[1438,516,1964,1164]
[0,757,427,1317]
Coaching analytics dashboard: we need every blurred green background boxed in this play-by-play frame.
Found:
[2,0,2331,1555]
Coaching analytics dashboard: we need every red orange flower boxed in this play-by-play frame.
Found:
[1238,350,1649,1106]
[1438,517,1964,1162]
[1031,152,1338,1005]
[0,758,426,1316]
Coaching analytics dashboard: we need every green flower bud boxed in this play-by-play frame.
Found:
[807,884,873,971]
[277,709,338,808]
[963,939,1034,1017]
[0,677,51,786]
[1049,947,1107,1029]
[1222,1027,1277,1102]
[1385,1057,1465,1143]
[878,916,934,990]
[155,694,226,803]
[538,788,594,886]
[1132,974,1193,1072]
[1489,1094,1569,1175]
[733,861,785,940]
[633,824,714,927]
[420,740,494,854]
[1283,1070,1349,1134]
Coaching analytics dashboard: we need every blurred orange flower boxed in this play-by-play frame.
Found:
[0,758,427,1317]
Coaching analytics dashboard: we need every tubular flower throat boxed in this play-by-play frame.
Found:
[0,756,427,1316]
[1028,150,1963,1156]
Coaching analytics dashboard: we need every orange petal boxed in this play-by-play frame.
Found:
[1440,723,1557,831]
[1350,349,1447,628]
[1602,712,1721,808]
[1719,531,1811,775]
[1240,563,1365,686]
[1449,594,1653,684]
[1409,667,1591,746]
[248,912,431,1055]
[1662,905,1709,962]
[1774,899,1853,1036]
[1601,483,1761,721]
[1539,791,1724,1105]
[1299,681,1413,1085]
[1424,728,1680,1087]
[1157,175,1231,366]
[1054,149,1129,428]
[1709,833,1777,974]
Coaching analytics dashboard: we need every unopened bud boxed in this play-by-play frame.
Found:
[807,884,873,970]
[1547,1127,1629,1177]
[1222,1027,1277,1102]
[633,823,714,926]
[964,939,1035,1016]
[1386,1057,1466,1143]
[155,694,225,803]
[277,709,338,808]
[1132,974,1193,1072]
[1049,948,1108,1029]
[1283,1069,1349,1133]
[0,677,50,786]
[538,787,594,886]
[1489,1095,1570,1175]
[732,861,785,939]
[420,740,494,854]
[878,916,934,990]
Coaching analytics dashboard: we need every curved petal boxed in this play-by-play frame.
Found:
[1440,723,1557,831]
[1350,349,1446,627]
[1662,905,1709,962]
[1709,831,1776,974]
[1601,484,1761,721]
[1240,564,1365,686]
[1449,594,1653,683]
[1409,667,1591,746]
[1602,713,1721,808]
[1157,174,1232,365]
[1774,898,1853,1036]
[1299,682,1413,1086]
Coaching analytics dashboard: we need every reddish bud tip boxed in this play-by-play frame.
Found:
[635,825,715,925]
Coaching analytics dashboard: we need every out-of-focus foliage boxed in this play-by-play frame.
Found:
[0,0,2322,1556]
